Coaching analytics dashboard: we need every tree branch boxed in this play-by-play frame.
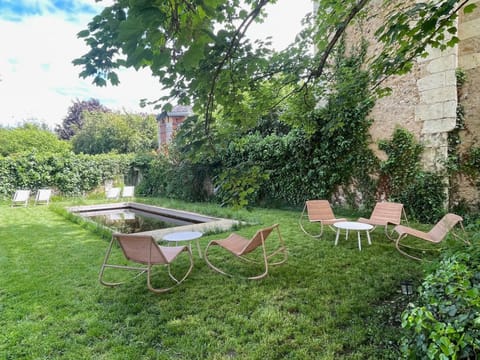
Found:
[204,0,271,132]
[309,0,370,80]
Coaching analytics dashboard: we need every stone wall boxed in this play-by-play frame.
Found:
[457,0,480,204]
[342,0,480,205]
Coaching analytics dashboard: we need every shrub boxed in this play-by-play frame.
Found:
[0,152,133,198]
[379,128,446,222]
[137,153,213,202]
[397,171,447,223]
[400,245,480,359]
[378,127,423,198]
[215,165,269,209]
[0,123,71,156]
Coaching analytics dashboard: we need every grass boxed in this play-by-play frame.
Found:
[0,198,446,359]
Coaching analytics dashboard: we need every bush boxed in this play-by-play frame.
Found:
[137,154,213,202]
[0,152,133,198]
[400,245,480,359]
[397,171,447,223]
[0,124,71,156]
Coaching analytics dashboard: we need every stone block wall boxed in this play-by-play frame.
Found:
[457,0,480,204]
[340,0,480,205]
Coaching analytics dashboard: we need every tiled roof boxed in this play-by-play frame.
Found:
[156,105,193,120]
[169,105,193,116]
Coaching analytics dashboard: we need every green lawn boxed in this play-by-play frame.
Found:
[0,199,429,359]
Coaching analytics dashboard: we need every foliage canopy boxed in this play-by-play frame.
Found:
[55,98,110,140]
[71,111,158,155]
[74,0,475,129]
[0,123,71,157]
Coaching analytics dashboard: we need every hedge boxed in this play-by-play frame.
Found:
[0,151,134,198]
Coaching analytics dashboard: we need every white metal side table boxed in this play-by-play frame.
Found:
[163,231,204,258]
[333,221,373,251]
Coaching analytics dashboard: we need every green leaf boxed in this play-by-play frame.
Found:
[77,29,90,38]
[447,26,457,34]
[446,36,459,47]
[463,3,477,14]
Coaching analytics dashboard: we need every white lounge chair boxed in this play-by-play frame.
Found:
[122,186,135,198]
[106,187,121,200]
[35,189,52,205]
[12,190,31,207]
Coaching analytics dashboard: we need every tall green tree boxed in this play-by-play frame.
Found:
[55,98,110,140]
[71,112,157,155]
[0,123,71,157]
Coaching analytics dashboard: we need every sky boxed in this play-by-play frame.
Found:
[0,0,312,130]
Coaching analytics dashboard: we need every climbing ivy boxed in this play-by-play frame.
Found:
[209,40,378,208]
[446,68,480,219]
[378,128,423,198]
[378,127,446,222]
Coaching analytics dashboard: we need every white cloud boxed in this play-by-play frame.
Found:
[0,0,312,130]
[0,9,163,129]
[248,0,312,50]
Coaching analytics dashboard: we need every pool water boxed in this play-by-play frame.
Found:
[68,202,236,236]
[78,208,200,234]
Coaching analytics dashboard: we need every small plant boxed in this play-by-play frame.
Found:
[378,127,423,198]
[379,128,446,222]
[397,171,446,223]
[400,245,480,359]
[215,165,269,209]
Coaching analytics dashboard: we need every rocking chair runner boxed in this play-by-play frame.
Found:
[394,213,469,261]
[204,224,287,280]
[99,233,194,293]
[299,200,346,238]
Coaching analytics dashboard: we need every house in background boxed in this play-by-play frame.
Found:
[156,105,193,149]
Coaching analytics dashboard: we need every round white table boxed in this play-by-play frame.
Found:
[333,221,373,251]
[163,231,203,258]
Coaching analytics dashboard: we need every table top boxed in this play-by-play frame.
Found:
[333,221,373,231]
[163,231,203,242]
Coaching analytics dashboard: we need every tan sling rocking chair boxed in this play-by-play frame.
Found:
[394,213,469,261]
[204,224,287,280]
[358,202,408,240]
[299,200,346,238]
[99,233,194,293]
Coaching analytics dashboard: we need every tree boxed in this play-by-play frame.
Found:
[55,98,110,140]
[71,111,158,155]
[73,0,476,132]
[0,123,71,156]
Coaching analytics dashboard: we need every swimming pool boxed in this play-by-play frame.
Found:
[68,202,240,239]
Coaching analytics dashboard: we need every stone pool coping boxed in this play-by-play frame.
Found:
[67,202,241,241]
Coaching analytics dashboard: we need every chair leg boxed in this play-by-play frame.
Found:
[384,225,396,241]
[395,234,422,261]
[266,226,288,266]
[204,241,234,277]
[453,223,471,245]
[99,236,126,287]
[147,247,194,294]
[248,241,269,280]
[299,204,323,238]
